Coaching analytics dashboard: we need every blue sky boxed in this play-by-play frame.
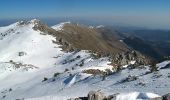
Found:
[0,0,170,29]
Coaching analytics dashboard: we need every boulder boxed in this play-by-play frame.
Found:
[150,97,163,100]
[88,91,106,100]
[163,93,170,100]
[68,97,87,100]
[107,93,118,100]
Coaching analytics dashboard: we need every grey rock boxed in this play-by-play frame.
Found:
[18,51,26,56]
[150,97,163,100]
[163,93,170,100]
[68,97,88,100]
[88,91,106,100]
[107,93,119,100]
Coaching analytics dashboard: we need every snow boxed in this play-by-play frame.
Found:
[96,25,104,28]
[0,20,169,100]
[122,61,136,68]
[0,19,65,69]
[130,61,136,65]
[89,26,94,29]
[116,92,160,100]
[119,40,123,42]
[51,22,70,31]
[122,65,128,68]
[156,60,170,69]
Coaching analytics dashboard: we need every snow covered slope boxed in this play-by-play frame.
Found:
[0,20,115,100]
[51,22,70,31]
[0,19,62,69]
[0,20,169,100]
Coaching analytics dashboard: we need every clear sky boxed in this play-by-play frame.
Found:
[0,0,170,29]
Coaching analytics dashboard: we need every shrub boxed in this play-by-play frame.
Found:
[69,73,72,76]
[64,68,69,72]
[72,67,75,70]
[9,60,13,63]
[52,78,56,82]
[18,51,26,56]
[150,63,158,72]
[2,95,6,98]
[42,77,48,82]
[105,69,113,75]
[102,73,106,81]
[9,88,12,92]
[53,72,60,77]
[79,60,84,67]
[76,55,81,59]
[83,69,104,75]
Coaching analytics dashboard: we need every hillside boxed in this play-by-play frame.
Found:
[0,19,169,100]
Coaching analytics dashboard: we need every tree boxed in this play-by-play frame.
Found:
[150,62,158,72]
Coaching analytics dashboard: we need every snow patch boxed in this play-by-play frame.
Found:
[52,22,71,31]
[116,92,160,100]
[157,60,170,69]
[96,25,104,28]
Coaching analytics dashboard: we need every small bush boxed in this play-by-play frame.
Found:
[9,88,12,92]
[105,69,113,75]
[64,68,69,72]
[102,73,106,81]
[52,78,56,82]
[9,60,13,63]
[150,63,158,72]
[42,77,48,82]
[72,67,75,70]
[69,73,72,76]
[2,95,6,98]
[18,52,25,56]
[76,55,81,59]
[83,69,104,75]
[53,72,60,77]
[79,60,84,67]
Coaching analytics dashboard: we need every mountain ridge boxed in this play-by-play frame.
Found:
[0,19,170,100]
[30,19,153,66]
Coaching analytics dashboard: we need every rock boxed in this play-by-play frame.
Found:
[107,93,119,100]
[150,97,163,100]
[88,91,106,100]
[163,93,170,100]
[68,97,87,100]
[18,51,26,56]
[161,63,170,69]
[119,75,138,84]
[107,95,114,100]
[126,75,138,82]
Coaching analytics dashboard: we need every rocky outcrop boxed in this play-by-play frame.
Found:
[163,93,170,100]
[88,91,106,100]
[69,91,170,100]
[69,91,117,100]
[31,20,153,67]
[112,50,152,68]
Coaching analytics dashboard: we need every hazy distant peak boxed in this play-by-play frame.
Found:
[89,26,94,29]
[96,25,104,28]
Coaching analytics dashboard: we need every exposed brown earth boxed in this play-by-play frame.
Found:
[32,20,153,66]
